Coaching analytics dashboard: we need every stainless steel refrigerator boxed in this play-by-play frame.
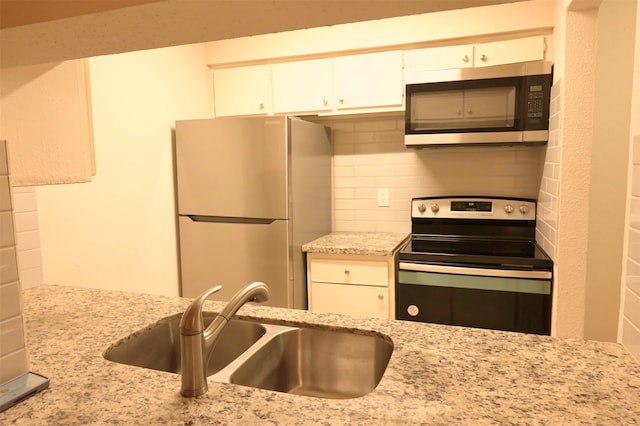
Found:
[175,116,332,309]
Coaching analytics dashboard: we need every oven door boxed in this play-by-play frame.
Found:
[397,262,552,335]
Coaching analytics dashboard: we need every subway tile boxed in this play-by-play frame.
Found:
[11,191,37,213]
[0,212,15,248]
[0,282,21,320]
[0,141,7,176]
[10,186,35,195]
[333,210,356,223]
[15,230,41,252]
[353,118,399,132]
[17,248,42,270]
[632,135,640,165]
[0,349,28,384]
[623,319,640,362]
[0,176,11,212]
[18,266,43,289]
[0,316,25,357]
[333,188,355,200]
[13,211,39,233]
[628,228,640,264]
[624,288,640,330]
[0,246,19,285]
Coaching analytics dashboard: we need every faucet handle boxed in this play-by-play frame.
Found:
[180,285,222,336]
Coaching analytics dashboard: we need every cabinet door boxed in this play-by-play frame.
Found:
[272,58,332,113]
[404,44,473,72]
[333,51,403,110]
[213,65,270,117]
[474,36,545,68]
[310,282,389,319]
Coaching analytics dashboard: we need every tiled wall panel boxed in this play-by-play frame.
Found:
[536,79,562,260]
[623,135,640,361]
[11,186,43,289]
[0,140,29,384]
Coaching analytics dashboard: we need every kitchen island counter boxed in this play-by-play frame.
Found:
[3,284,640,425]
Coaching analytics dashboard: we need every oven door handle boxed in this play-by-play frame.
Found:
[398,262,552,280]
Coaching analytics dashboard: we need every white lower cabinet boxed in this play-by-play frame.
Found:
[307,253,395,319]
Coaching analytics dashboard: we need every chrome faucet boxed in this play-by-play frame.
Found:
[179,281,272,397]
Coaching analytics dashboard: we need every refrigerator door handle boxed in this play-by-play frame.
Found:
[186,215,277,225]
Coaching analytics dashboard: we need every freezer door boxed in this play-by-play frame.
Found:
[178,216,291,308]
[176,116,288,219]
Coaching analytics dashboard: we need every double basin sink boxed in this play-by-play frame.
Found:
[104,312,393,399]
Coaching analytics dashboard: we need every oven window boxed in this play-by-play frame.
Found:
[396,270,552,335]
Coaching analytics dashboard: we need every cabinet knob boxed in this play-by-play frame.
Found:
[344,269,350,275]
[339,99,345,105]
[480,54,488,62]
[259,103,265,110]
[462,55,470,63]
[322,99,328,106]
[378,294,384,300]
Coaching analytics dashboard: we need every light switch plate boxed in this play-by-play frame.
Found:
[377,188,389,207]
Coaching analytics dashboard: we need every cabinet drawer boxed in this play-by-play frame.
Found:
[310,259,388,286]
[310,282,389,319]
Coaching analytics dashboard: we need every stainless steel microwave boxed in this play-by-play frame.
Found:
[404,61,553,148]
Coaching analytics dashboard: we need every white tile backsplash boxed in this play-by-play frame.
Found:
[623,134,640,361]
[536,79,563,260]
[0,140,29,384]
[309,114,547,234]
[10,187,43,289]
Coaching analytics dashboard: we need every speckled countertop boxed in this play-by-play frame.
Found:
[302,232,410,256]
[3,285,640,425]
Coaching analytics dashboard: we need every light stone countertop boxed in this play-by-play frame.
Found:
[2,284,640,425]
[302,232,410,256]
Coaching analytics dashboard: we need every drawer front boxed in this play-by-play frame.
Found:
[310,259,388,286]
[310,282,389,319]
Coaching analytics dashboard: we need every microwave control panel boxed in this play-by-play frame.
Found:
[523,74,552,130]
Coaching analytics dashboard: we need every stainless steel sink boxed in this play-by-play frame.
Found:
[226,327,393,399]
[104,314,393,399]
[103,313,266,375]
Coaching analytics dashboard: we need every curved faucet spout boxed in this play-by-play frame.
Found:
[179,282,272,397]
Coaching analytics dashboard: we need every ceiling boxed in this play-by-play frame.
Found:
[0,0,523,67]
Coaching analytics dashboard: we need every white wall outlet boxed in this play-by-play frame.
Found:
[377,188,389,207]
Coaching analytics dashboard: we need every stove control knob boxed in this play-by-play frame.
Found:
[430,203,440,213]
[504,204,514,214]
[519,205,530,215]
[417,203,426,213]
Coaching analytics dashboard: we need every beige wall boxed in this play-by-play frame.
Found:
[35,43,212,296]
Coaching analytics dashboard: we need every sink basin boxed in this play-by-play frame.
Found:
[105,313,393,399]
[104,313,266,375]
[227,327,393,399]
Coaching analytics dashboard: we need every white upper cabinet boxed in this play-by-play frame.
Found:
[213,64,271,117]
[404,45,474,72]
[473,36,545,67]
[272,58,333,114]
[405,36,546,76]
[333,51,404,111]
